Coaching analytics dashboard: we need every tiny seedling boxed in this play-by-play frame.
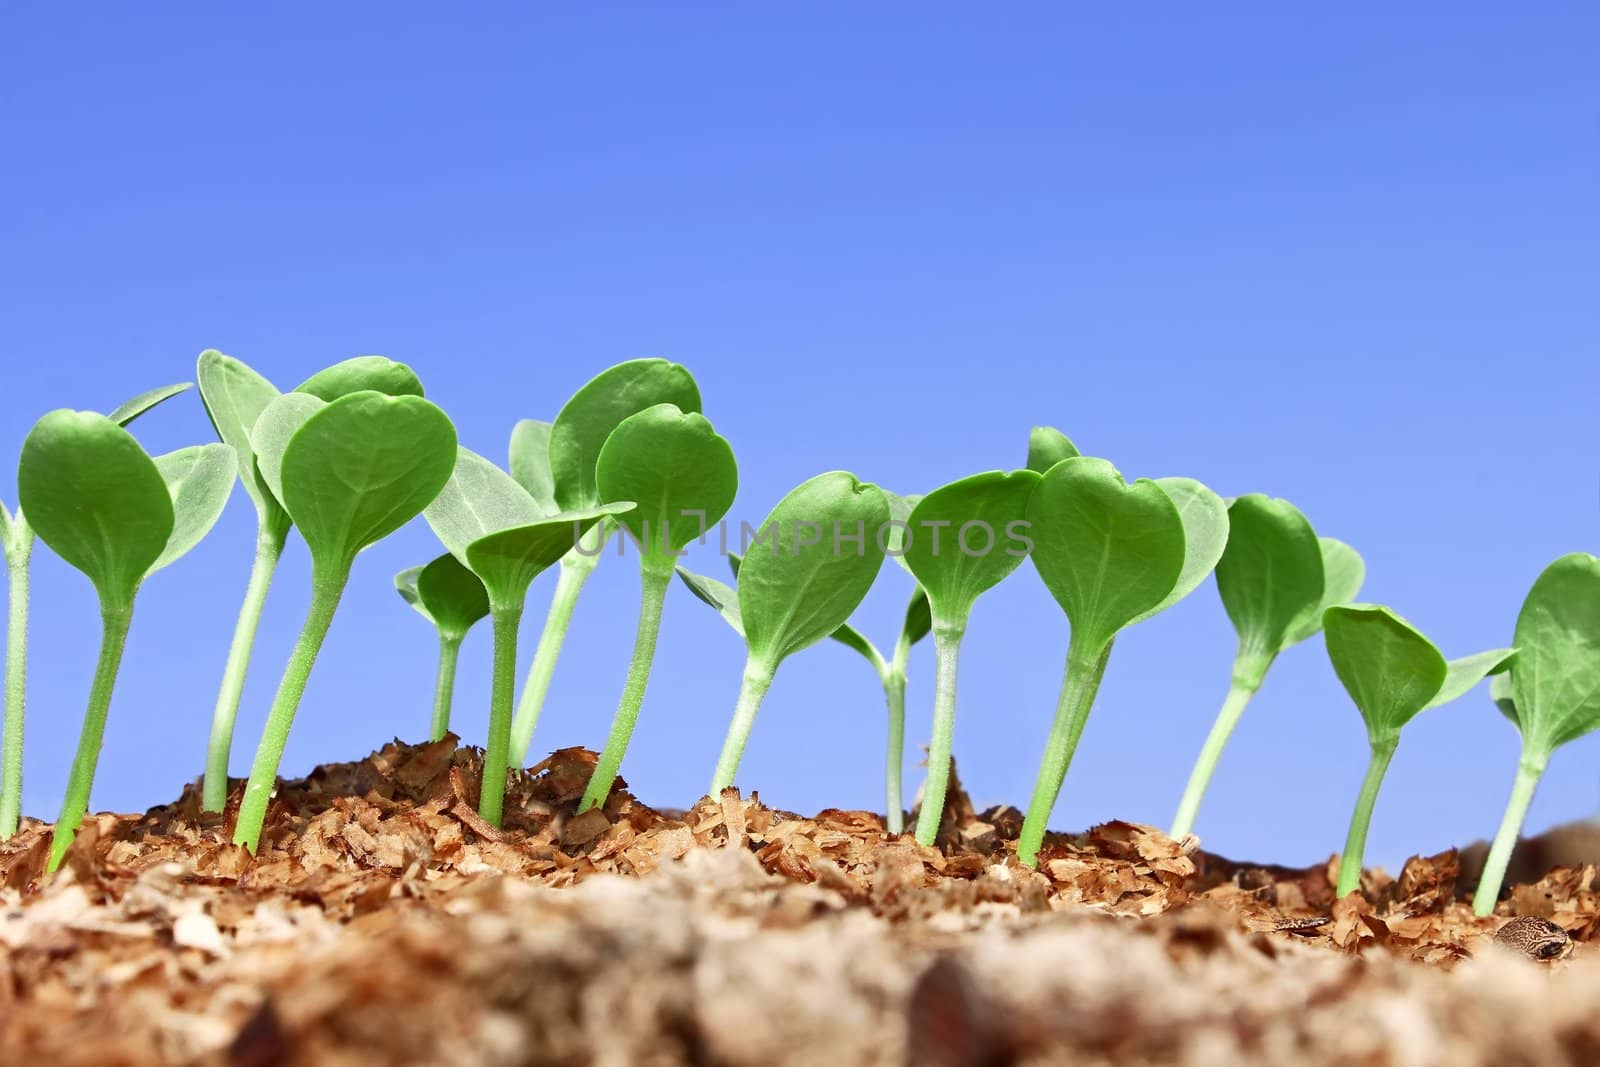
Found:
[1473,553,1600,915]
[578,403,737,812]
[196,351,425,813]
[1,381,191,839]
[396,553,491,741]
[17,411,234,870]
[1016,457,1229,867]
[902,469,1040,847]
[1322,604,1513,899]
[1169,495,1365,840]
[507,360,702,767]
[424,447,629,825]
[684,472,889,797]
[233,391,456,851]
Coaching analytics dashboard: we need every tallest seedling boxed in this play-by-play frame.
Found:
[0,380,191,839]
[195,352,425,813]
[506,360,702,767]
[578,404,737,812]
[233,391,456,851]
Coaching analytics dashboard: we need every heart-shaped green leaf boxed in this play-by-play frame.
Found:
[17,411,174,608]
[278,393,458,573]
[149,444,237,574]
[1215,494,1326,659]
[466,509,632,610]
[1323,604,1448,741]
[251,392,327,508]
[1423,647,1517,711]
[1285,538,1366,645]
[903,470,1039,632]
[678,566,744,636]
[1508,553,1600,753]
[397,552,491,639]
[425,448,545,561]
[1026,457,1185,653]
[595,404,737,568]
[738,472,889,669]
[197,350,287,525]
[1026,426,1080,473]
[295,356,424,401]
[106,382,193,426]
[1131,476,1229,623]
[551,360,702,512]
[509,419,558,513]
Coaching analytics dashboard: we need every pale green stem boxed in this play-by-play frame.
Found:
[478,609,524,826]
[579,564,672,812]
[429,633,464,742]
[233,567,347,852]
[1473,747,1549,916]
[883,671,907,835]
[709,656,776,795]
[1335,735,1398,898]
[1016,637,1113,867]
[914,628,964,846]
[202,526,285,813]
[509,545,599,767]
[1,527,34,838]
[47,603,134,873]
[1169,650,1272,840]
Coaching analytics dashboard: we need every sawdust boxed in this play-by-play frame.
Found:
[1,736,1597,1065]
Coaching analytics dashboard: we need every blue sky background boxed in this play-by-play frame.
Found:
[2,5,1596,870]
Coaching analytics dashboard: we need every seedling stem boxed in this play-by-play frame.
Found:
[914,627,964,846]
[1169,651,1271,840]
[509,540,601,765]
[479,608,524,825]
[430,634,465,742]
[1017,637,1112,866]
[47,605,133,872]
[203,525,286,811]
[581,563,673,812]
[1,528,32,838]
[1335,734,1398,898]
[234,569,347,852]
[710,659,776,795]
[1474,749,1548,916]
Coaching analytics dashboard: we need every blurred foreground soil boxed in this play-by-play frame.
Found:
[3,737,1600,1066]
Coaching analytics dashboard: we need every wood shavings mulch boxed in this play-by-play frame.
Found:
[2,736,1599,1065]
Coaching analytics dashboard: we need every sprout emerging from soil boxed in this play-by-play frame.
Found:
[675,472,888,799]
[1169,495,1364,840]
[1473,553,1600,915]
[195,352,425,813]
[424,447,629,824]
[578,404,737,813]
[1,381,191,839]
[1322,604,1513,899]
[233,392,457,852]
[902,470,1040,847]
[1016,458,1228,866]
[396,553,491,741]
[17,411,235,869]
[507,361,702,768]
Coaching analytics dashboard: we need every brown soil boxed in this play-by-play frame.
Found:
[2,737,1599,1066]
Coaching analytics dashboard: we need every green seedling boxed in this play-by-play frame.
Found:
[578,404,737,812]
[1,381,191,839]
[1016,458,1228,867]
[1169,495,1365,840]
[1473,554,1600,915]
[508,360,702,767]
[17,412,234,870]
[685,472,889,797]
[1322,604,1513,899]
[196,351,424,813]
[396,553,491,741]
[424,448,628,825]
[902,469,1040,847]
[233,391,456,851]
